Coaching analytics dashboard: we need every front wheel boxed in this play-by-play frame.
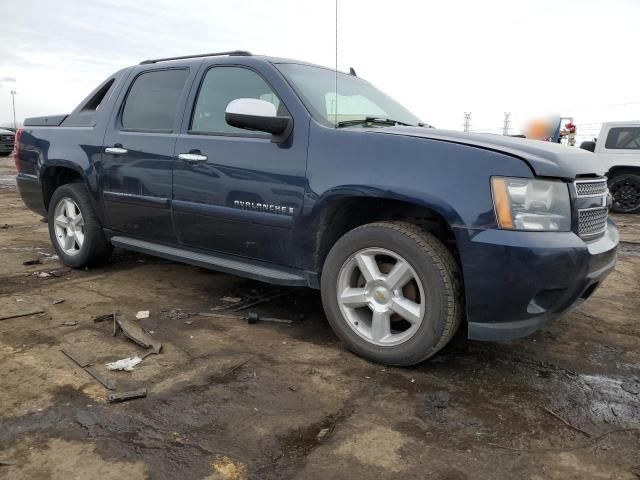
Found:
[321,221,462,366]
[609,173,640,214]
[48,183,112,268]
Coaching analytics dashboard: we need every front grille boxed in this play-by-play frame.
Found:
[575,179,607,197]
[578,207,608,237]
[574,178,609,239]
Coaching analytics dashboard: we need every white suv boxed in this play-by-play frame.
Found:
[580,121,640,213]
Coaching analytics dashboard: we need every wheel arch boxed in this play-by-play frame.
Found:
[306,188,463,275]
[40,162,87,211]
[608,165,640,178]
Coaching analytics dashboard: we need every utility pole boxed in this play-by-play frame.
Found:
[10,90,17,129]
[463,112,472,132]
[502,112,511,136]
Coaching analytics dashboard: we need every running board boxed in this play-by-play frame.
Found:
[110,236,308,286]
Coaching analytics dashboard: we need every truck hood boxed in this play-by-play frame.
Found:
[374,127,606,179]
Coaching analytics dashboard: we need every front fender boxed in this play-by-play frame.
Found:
[309,185,464,226]
[306,123,534,230]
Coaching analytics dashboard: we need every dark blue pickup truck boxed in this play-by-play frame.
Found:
[15,51,618,366]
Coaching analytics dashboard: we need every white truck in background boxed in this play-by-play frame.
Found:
[580,121,640,213]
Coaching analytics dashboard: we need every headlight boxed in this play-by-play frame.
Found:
[491,177,571,231]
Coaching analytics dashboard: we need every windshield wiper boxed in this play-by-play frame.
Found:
[336,117,414,128]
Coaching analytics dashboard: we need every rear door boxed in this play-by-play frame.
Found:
[172,63,308,266]
[100,67,194,243]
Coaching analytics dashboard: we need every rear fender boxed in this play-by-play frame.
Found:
[40,162,103,221]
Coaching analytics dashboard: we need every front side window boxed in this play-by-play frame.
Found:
[121,69,190,131]
[276,63,422,127]
[191,67,282,135]
[605,127,640,150]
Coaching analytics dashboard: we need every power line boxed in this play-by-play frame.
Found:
[503,112,511,136]
[463,112,472,132]
[559,100,640,111]
[465,111,636,136]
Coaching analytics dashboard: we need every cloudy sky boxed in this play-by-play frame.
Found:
[1,0,639,140]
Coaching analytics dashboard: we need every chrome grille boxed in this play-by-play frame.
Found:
[574,178,609,239]
[575,179,607,197]
[578,207,608,237]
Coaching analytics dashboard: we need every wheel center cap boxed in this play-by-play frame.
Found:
[372,286,391,305]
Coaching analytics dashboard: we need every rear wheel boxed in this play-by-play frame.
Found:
[609,173,640,213]
[321,221,462,366]
[48,183,112,268]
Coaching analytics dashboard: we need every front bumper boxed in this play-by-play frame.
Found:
[455,220,618,341]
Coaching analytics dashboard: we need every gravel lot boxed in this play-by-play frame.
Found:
[0,154,639,479]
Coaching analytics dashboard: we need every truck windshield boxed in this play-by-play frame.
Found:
[276,63,423,128]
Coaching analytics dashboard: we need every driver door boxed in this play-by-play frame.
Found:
[172,64,307,266]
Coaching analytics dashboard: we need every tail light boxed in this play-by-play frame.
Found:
[13,128,23,172]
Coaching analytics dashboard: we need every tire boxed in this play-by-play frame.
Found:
[48,183,112,268]
[609,173,640,214]
[320,221,462,366]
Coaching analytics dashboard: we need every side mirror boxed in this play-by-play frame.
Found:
[225,99,292,140]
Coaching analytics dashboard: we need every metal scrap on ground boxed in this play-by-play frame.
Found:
[22,258,42,265]
[113,316,162,354]
[61,348,115,390]
[107,388,148,403]
[199,311,293,325]
[220,296,242,303]
[246,311,292,324]
[93,311,116,323]
[33,270,62,278]
[211,289,293,312]
[0,307,44,321]
[22,255,58,266]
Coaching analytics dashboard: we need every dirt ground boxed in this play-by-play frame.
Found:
[0,154,639,480]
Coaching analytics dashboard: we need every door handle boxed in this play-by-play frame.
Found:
[178,152,208,164]
[105,146,128,155]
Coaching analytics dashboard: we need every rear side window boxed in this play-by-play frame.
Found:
[121,69,190,131]
[605,127,640,150]
[82,79,114,111]
[190,67,282,135]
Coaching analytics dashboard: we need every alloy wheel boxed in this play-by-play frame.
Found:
[611,179,640,212]
[336,247,426,347]
[53,197,85,256]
